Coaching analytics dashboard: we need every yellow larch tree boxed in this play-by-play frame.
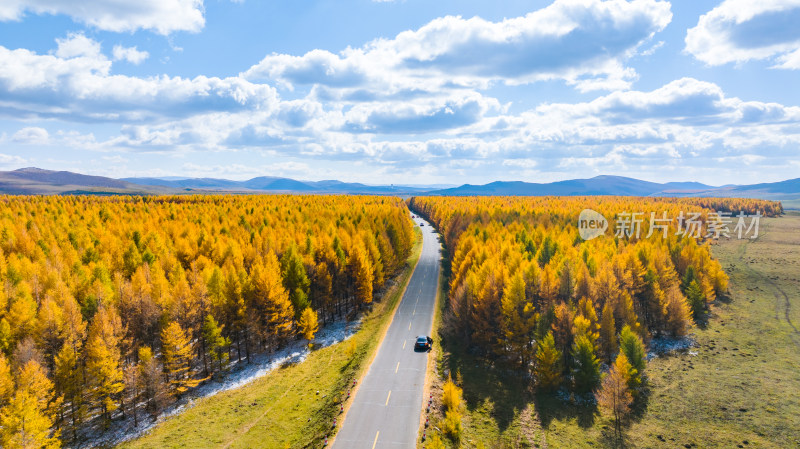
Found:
[297,307,319,343]
[160,321,199,397]
[0,360,61,449]
[85,306,123,428]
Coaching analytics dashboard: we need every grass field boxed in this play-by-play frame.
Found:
[118,227,422,449]
[428,214,800,448]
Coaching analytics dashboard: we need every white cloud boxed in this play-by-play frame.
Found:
[245,0,672,94]
[0,153,27,166]
[536,77,800,125]
[11,126,49,144]
[641,40,664,56]
[101,155,129,164]
[92,77,800,176]
[0,0,204,35]
[0,35,277,122]
[685,0,800,68]
[112,45,149,65]
[55,32,102,59]
[342,93,500,134]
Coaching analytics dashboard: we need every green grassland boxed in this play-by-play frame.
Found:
[428,214,800,448]
[118,227,422,449]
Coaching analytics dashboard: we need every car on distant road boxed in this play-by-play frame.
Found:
[420,223,424,226]
[414,335,432,351]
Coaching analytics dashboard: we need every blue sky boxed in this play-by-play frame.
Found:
[0,0,799,185]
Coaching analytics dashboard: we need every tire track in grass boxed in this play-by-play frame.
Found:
[735,221,800,349]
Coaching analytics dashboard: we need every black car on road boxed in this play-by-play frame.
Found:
[414,335,432,351]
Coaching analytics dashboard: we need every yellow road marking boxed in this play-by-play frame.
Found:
[402,340,406,350]
[385,391,391,406]
[408,321,412,330]
[372,431,379,449]
[395,362,400,373]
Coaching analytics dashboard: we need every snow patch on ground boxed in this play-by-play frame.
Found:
[71,316,362,448]
[553,335,696,407]
[647,335,696,360]
[556,388,596,406]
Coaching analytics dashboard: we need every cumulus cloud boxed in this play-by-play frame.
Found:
[93,77,800,171]
[342,94,500,134]
[55,32,102,59]
[536,78,800,126]
[245,0,672,93]
[112,45,149,64]
[0,35,277,122]
[685,0,800,68]
[0,0,204,35]
[11,126,49,144]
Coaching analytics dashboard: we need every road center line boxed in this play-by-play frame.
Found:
[385,390,391,406]
[372,431,379,449]
[408,321,412,330]
[395,362,400,373]
[402,340,406,349]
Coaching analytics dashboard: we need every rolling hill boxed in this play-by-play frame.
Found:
[1,168,798,207]
[0,168,173,195]
[121,175,439,194]
[427,175,718,196]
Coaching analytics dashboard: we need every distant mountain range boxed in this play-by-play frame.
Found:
[427,176,720,196]
[121,176,436,195]
[0,167,170,195]
[0,168,798,208]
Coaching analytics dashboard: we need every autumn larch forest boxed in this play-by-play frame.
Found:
[0,193,784,447]
[408,195,781,429]
[0,195,414,448]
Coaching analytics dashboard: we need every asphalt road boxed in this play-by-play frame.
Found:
[331,215,441,449]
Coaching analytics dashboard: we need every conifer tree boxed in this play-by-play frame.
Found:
[280,245,311,316]
[535,332,562,391]
[297,307,319,343]
[599,300,617,363]
[310,262,333,323]
[349,245,374,307]
[619,325,646,385]
[122,362,140,428]
[201,315,229,374]
[664,285,692,336]
[85,307,123,428]
[613,351,639,391]
[470,268,503,355]
[252,254,294,346]
[0,354,12,406]
[551,302,574,359]
[161,321,199,397]
[573,315,599,351]
[596,355,633,441]
[0,360,60,449]
[222,265,247,363]
[501,273,536,367]
[685,280,705,320]
[571,335,601,393]
[0,318,11,355]
[54,344,83,440]
[137,347,168,415]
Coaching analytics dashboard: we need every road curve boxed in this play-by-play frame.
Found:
[332,214,440,448]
